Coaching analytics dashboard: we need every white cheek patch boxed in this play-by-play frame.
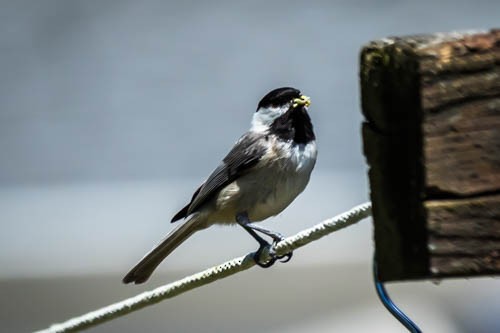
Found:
[250,104,291,133]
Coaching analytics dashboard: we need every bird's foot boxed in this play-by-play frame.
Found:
[270,237,293,263]
[270,236,293,263]
[276,251,293,263]
[253,244,277,268]
[236,213,293,267]
[253,239,293,268]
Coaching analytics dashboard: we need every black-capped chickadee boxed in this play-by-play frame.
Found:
[123,87,317,284]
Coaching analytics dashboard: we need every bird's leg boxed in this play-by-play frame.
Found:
[235,212,277,268]
[240,222,293,263]
[242,223,285,242]
[235,213,293,266]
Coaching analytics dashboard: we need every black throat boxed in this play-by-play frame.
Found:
[270,106,315,144]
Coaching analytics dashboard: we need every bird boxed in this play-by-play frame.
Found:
[123,87,317,284]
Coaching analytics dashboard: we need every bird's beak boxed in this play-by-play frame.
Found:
[292,95,311,108]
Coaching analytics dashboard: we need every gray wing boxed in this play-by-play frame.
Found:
[171,132,267,222]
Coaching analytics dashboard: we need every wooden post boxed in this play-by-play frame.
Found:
[360,29,500,282]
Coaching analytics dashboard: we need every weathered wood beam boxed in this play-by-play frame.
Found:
[361,29,500,282]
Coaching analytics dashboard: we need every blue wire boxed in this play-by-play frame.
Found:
[373,255,422,333]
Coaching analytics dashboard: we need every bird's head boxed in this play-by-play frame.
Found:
[251,87,311,133]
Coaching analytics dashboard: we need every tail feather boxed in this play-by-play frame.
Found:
[123,216,202,284]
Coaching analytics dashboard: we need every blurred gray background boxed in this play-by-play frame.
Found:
[1,1,499,332]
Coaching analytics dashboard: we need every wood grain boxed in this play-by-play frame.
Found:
[361,29,500,281]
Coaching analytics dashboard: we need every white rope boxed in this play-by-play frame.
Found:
[34,202,372,333]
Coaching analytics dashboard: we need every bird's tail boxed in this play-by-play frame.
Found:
[123,214,203,284]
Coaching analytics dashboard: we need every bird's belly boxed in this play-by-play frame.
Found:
[211,141,316,224]
[246,174,308,221]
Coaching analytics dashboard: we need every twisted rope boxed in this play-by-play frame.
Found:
[35,202,372,333]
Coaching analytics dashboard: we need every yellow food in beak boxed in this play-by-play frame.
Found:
[292,95,311,108]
